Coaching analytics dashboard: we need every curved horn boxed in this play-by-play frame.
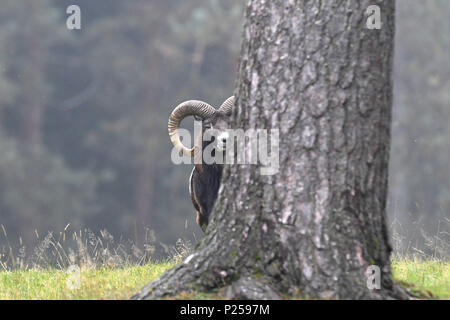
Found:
[168,100,216,157]
[218,96,235,116]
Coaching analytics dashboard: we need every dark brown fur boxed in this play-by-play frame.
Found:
[189,113,230,232]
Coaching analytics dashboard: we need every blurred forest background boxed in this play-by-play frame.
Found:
[0,0,448,260]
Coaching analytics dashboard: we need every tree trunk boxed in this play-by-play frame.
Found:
[133,0,410,299]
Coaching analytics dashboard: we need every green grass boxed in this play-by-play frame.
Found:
[0,262,175,299]
[0,258,448,299]
[392,257,449,299]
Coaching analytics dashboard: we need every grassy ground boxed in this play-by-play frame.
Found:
[391,257,449,299]
[0,258,448,299]
[0,261,175,299]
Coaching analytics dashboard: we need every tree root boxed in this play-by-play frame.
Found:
[220,275,282,300]
[131,260,413,300]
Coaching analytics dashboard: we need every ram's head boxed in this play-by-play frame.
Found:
[168,96,235,158]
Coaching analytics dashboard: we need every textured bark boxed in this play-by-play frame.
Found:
[133,0,409,299]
